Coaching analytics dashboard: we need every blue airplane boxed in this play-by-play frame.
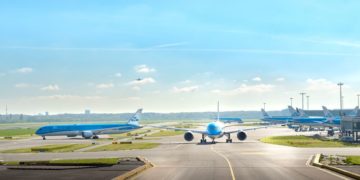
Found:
[322,106,359,126]
[261,108,293,123]
[154,102,266,144]
[322,106,341,126]
[292,108,327,125]
[36,109,143,140]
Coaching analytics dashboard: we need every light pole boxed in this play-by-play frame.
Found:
[357,94,360,107]
[306,95,310,110]
[290,97,293,106]
[300,92,306,110]
[263,102,266,110]
[337,82,344,116]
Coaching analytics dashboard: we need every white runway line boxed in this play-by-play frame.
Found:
[305,155,349,180]
[210,145,236,180]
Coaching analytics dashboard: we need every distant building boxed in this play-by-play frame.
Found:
[45,112,49,116]
[85,109,91,115]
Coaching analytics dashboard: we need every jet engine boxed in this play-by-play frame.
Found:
[237,131,247,141]
[81,131,94,139]
[184,131,194,141]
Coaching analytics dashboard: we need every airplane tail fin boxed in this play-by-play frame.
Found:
[322,106,334,118]
[297,108,308,117]
[349,106,359,116]
[217,101,220,122]
[288,106,299,117]
[127,109,143,126]
[261,108,271,118]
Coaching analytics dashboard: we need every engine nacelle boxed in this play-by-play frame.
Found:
[237,131,247,141]
[184,131,194,141]
[81,131,94,139]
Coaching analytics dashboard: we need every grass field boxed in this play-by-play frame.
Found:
[0,158,119,166]
[345,156,360,165]
[86,142,160,152]
[260,135,360,148]
[0,128,37,137]
[1,144,93,153]
[149,130,184,137]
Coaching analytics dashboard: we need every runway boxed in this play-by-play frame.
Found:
[1,127,359,180]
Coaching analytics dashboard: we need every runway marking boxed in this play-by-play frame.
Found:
[305,155,349,180]
[210,145,236,180]
[173,144,183,149]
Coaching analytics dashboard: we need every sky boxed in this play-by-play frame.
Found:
[1,0,360,114]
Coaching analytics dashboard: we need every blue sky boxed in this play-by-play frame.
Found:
[1,1,360,114]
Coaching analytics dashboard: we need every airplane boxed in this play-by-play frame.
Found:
[291,108,327,125]
[322,106,341,126]
[153,102,266,144]
[35,109,143,140]
[214,117,243,124]
[322,106,359,126]
[261,108,293,123]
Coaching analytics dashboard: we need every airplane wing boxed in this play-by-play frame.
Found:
[223,126,269,134]
[148,125,207,134]
[92,125,143,135]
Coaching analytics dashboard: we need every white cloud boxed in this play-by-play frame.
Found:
[134,64,156,73]
[305,78,343,92]
[128,77,156,86]
[35,95,104,100]
[41,84,60,91]
[152,42,188,48]
[15,83,30,88]
[114,73,122,78]
[181,80,192,84]
[173,86,199,93]
[132,86,141,91]
[252,77,262,81]
[96,83,114,89]
[16,67,33,74]
[276,77,285,81]
[213,84,275,95]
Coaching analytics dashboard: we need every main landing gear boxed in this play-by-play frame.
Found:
[42,136,46,140]
[226,134,232,143]
[92,135,99,139]
[200,134,207,143]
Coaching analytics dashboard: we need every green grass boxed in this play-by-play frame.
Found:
[149,130,184,137]
[86,142,160,152]
[0,128,37,137]
[345,156,360,165]
[49,158,119,165]
[260,135,360,148]
[1,144,93,153]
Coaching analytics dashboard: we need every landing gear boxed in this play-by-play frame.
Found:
[226,133,232,143]
[211,139,216,144]
[200,134,207,144]
[92,135,99,139]
[42,136,46,140]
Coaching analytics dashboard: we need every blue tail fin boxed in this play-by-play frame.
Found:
[261,109,271,118]
[127,109,143,126]
[288,106,300,117]
[322,106,334,118]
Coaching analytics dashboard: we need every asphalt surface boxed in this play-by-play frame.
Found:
[0,158,144,180]
[1,126,360,180]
